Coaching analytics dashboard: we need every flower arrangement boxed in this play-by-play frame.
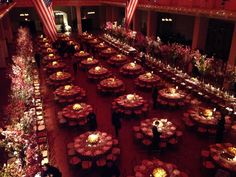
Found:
[194,55,213,75]
[0,27,43,177]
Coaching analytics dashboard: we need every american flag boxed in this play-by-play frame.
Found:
[125,0,139,28]
[32,0,57,41]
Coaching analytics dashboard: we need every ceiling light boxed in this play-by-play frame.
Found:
[87,11,95,15]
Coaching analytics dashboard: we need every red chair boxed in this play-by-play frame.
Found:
[69,156,81,166]
[67,142,74,149]
[96,158,106,167]
[203,160,215,170]
[201,150,210,158]
[169,138,178,145]
[135,133,143,140]
[67,149,76,156]
[142,139,152,146]
[112,147,121,155]
[133,126,140,132]
[81,161,92,170]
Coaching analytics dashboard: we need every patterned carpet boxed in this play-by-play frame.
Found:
[21,48,236,176]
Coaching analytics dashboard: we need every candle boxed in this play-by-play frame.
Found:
[48,53,54,57]
[87,57,93,62]
[145,72,152,78]
[87,134,99,144]
[64,85,72,91]
[169,88,176,94]
[203,109,213,118]
[56,71,63,77]
[95,66,101,71]
[73,103,82,111]
[152,167,167,177]
[52,61,58,66]
[130,62,136,68]
[126,94,135,101]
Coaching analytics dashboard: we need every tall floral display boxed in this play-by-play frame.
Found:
[193,53,213,81]
[0,28,44,177]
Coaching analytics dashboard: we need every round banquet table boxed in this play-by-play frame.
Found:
[112,93,148,117]
[60,103,93,126]
[136,72,161,89]
[100,48,117,59]
[94,42,108,52]
[82,35,95,41]
[40,42,52,49]
[183,107,232,134]
[97,77,125,94]
[80,58,99,70]
[108,54,128,66]
[38,38,50,44]
[201,143,236,174]
[133,159,188,177]
[87,38,100,46]
[74,51,90,61]
[48,71,72,86]
[158,88,187,106]
[67,131,120,167]
[120,62,144,77]
[54,85,86,104]
[88,66,110,80]
[136,118,179,145]
[43,54,61,63]
[79,32,89,39]
[46,61,66,73]
[41,47,57,55]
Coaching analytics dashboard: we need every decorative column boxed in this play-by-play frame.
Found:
[228,22,236,67]
[133,10,140,32]
[191,16,208,50]
[111,6,119,23]
[76,6,82,34]
[99,6,106,27]
[3,14,13,43]
[147,10,157,37]
[105,6,112,22]
[0,19,7,68]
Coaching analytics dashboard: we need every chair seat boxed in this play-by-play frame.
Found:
[69,156,81,166]
[112,147,121,155]
[81,161,92,169]
[135,132,144,140]
[201,150,210,158]
[203,160,215,169]
[96,158,106,167]
[133,126,140,132]
[142,139,152,146]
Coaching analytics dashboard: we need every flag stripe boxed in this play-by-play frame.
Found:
[125,0,139,28]
[127,0,138,26]
[32,0,57,41]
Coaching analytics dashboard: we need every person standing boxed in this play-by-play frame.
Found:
[152,86,158,109]
[34,50,41,68]
[73,62,78,77]
[88,112,97,131]
[215,114,226,143]
[152,125,161,150]
[42,163,62,177]
[112,111,121,137]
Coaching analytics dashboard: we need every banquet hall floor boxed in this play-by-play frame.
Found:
[38,49,236,177]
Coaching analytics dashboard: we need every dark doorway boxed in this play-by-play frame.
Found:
[205,19,234,62]
[19,21,36,35]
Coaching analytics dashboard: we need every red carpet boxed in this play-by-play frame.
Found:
[36,53,236,177]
